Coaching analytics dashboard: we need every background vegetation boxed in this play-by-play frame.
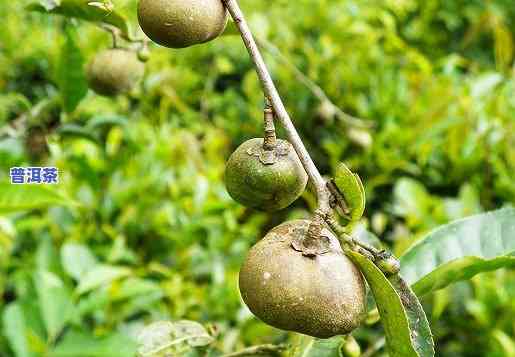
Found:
[1,0,514,356]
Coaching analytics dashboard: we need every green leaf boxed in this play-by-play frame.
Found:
[2,304,34,357]
[0,184,74,213]
[86,115,128,130]
[76,264,131,295]
[36,234,61,275]
[347,251,424,357]
[352,225,383,249]
[26,0,130,37]
[137,320,214,357]
[221,20,239,37]
[111,277,161,301]
[392,178,431,222]
[61,243,98,281]
[58,124,100,144]
[334,163,365,221]
[388,275,435,356]
[290,335,345,357]
[2,301,46,357]
[50,330,137,357]
[33,271,74,341]
[39,0,61,11]
[57,26,88,113]
[400,208,515,296]
[491,329,515,356]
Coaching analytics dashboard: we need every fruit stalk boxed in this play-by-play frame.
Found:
[262,98,277,150]
[221,0,331,212]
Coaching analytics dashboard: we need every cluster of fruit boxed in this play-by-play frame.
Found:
[88,0,367,338]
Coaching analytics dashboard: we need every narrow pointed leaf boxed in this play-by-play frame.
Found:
[400,208,515,296]
[347,251,421,357]
[2,302,46,357]
[57,26,88,113]
[334,163,365,221]
[2,304,33,357]
[388,275,435,356]
[34,271,74,341]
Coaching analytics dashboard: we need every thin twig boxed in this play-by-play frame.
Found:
[220,344,287,357]
[256,38,374,129]
[221,0,331,212]
[98,23,145,45]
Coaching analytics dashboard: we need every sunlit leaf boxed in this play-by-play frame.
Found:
[471,72,503,98]
[0,184,74,213]
[34,271,74,341]
[61,243,98,281]
[491,329,515,356]
[2,304,34,357]
[76,264,131,295]
[2,301,46,357]
[400,208,515,296]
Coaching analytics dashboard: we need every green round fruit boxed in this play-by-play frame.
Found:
[137,0,228,48]
[224,138,308,211]
[137,47,151,62]
[239,220,367,338]
[86,49,144,96]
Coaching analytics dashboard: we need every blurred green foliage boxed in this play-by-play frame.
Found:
[0,0,514,356]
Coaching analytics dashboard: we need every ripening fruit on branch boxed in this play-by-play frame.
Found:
[239,219,367,338]
[224,138,308,211]
[86,49,145,97]
[137,0,228,48]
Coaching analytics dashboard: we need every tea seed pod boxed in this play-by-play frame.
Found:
[137,0,228,48]
[239,219,367,338]
[224,138,308,211]
[86,49,145,97]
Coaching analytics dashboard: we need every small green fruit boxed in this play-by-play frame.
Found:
[137,0,228,48]
[224,138,308,211]
[239,220,367,338]
[86,49,144,96]
[137,47,151,62]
